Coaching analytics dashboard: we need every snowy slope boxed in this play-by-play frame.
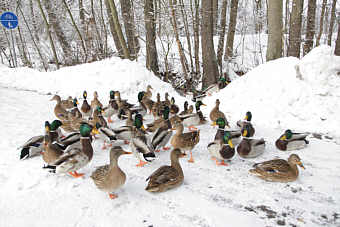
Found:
[0,46,340,227]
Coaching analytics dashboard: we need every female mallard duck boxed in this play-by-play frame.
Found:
[125,109,134,127]
[115,91,134,110]
[91,146,132,199]
[207,131,235,166]
[275,129,309,151]
[61,96,74,110]
[209,99,229,126]
[80,90,93,119]
[237,111,255,137]
[180,101,207,131]
[170,122,200,163]
[90,91,103,110]
[145,148,186,192]
[130,114,156,167]
[103,90,118,123]
[141,93,154,114]
[161,92,171,108]
[249,154,305,182]
[151,107,172,152]
[179,101,189,115]
[237,124,265,158]
[146,106,170,132]
[145,85,153,99]
[50,95,69,121]
[170,97,179,115]
[42,120,64,164]
[95,123,117,150]
[151,93,161,118]
[212,117,241,145]
[43,123,97,178]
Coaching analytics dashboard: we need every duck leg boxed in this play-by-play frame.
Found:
[108,193,118,199]
[136,160,148,167]
[102,141,107,150]
[108,116,113,123]
[188,151,194,163]
[162,146,171,151]
[155,149,160,153]
[217,160,228,166]
[188,126,198,131]
[68,171,84,178]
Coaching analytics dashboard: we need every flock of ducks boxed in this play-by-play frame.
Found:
[18,85,310,199]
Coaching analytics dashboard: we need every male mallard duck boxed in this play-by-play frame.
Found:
[209,99,229,126]
[237,124,265,158]
[50,95,69,121]
[42,120,64,164]
[90,106,108,128]
[212,118,241,145]
[179,101,189,116]
[151,106,172,152]
[145,148,186,192]
[103,90,118,123]
[91,146,132,199]
[202,77,228,96]
[129,91,147,117]
[170,97,179,115]
[275,129,309,151]
[207,131,235,166]
[146,106,170,133]
[19,135,44,160]
[170,122,200,163]
[95,123,117,150]
[249,154,305,182]
[80,90,93,119]
[180,101,207,131]
[237,111,255,137]
[130,114,156,167]
[43,123,97,178]
[90,91,103,110]
[68,98,82,118]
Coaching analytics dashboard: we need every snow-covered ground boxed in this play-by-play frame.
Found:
[0,46,340,227]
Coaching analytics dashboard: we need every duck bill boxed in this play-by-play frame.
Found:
[280,135,287,141]
[180,153,187,158]
[92,128,99,135]
[228,139,234,148]
[211,121,217,126]
[170,128,177,131]
[124,151,132,155]
[244,115,248,121]
[297,162,305,169]
[201,104,207,106]
[242,129,248,137]
[141,125,146,131]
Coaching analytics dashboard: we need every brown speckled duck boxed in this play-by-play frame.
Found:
[249,154,305,182]
[210,99,229,127]
[91,146,132,199]
[50,95,69,121]
[90,91,103,110]
[145,148,186,192]
[275,129,309,151]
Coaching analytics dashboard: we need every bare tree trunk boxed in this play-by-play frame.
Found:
[90,0,104,58]
[266,0,283,61]
[224,0,239,60]
[29,0,39,42]
[17,25,31,67]
[284,0,290,56]
[36,0,59,69]
[327,0,337,46]
[79,0,86,34]
[144,0,159,74]
[316,0,328,46]
[335,19,340,56]
[105,0,123,57]
[212,0,218,35]
[255,0,263,33]
[217,0,228,70]
[201,0,219,89]
[287,0,303,58]
[99,0,108,57]
[191,0,200,75]
[169,0,189,78]
[303,0,316,56]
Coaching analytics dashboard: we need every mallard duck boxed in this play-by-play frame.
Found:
[115,91,134,110]
[202,77,228,96]
[68,98,82,119]
[50,95,69,121]
[91,146,132,199]
[125,109,134,127]
[80,90,93,119]
[95,123,117,150]
[237,124,265,158]
[237,111,255,137]
[151,93,161,118]
[169,97,179,115]
[249,154,305,182]
[161,92,171,108]
[180,101,207,131]
[145,85,153,99]
[275,129,309,151]
[145,148,186,192]
[209,99,229,126]
[19,135,44,160]
[146,106,171,133]
[90,91,103,110]
[151,106,172,152]
[129,91,147,117]
[170,122,200,163]
[212,118,241,145]
[90,106,108,128]
[43,123,97,178]
[207,131,235,166]
[42,120,64,164]
[61,96,74,110]
[141,93,154,114]
[103,90,118,123]
[179,101,189,116]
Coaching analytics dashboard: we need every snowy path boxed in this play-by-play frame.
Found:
[1,86,340,227]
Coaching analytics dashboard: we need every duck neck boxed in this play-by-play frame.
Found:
[110,156,120,168]
[81,137,93,160]
[171,156,183,175]
[288,162,299,176]
[175,125,184,135]
[49,130,59,142]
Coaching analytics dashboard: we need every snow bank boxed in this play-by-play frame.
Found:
[205,45,340,138]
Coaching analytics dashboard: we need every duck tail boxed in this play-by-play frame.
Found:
[20,148,30,160]
[143,152,156,162]
[42,164,56,173]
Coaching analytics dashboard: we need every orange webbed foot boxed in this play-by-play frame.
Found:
[109,193,118,199]
[108,117,113,123]
[155,149,160,153]
[68,171,84,178]
[162,146,171,151]
[216,160,228,166]
[136,160,148,167]
[188,126,198,132]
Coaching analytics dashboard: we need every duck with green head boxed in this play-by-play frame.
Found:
[212,117,241,145]
[80,90,93,119]
[43,123,98,178]
[207,131,235,166]
[151,106,173,152]
[42,120,64,164]
[102,90,118,123]
[237,124,265,158]
[237,111,255,137]
[180,100,207,131]
[275,129,309,151]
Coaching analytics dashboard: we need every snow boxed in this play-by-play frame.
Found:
[0,45,340,227]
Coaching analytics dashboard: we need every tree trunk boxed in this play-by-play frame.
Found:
[224,0,239,61]
[120,0,139,59]
[287,0,303,58]
[255,0,263,34]
[79,0,86,34]
[316,0,328,46]
[335,19,340,56]
[90,0,104,58]
[29,0,40,42]
[99,0,108,57]
[327,0,337,46]
[36,0,59,69]
[17,25,31,67]
[144,0,159,74]
[105,0,123,57]
[303,0,316,56]
[217,0,228,70]
[201,0,219,89]
[192,0,200,75]
[266,0,283,61]
[212,0,218,35]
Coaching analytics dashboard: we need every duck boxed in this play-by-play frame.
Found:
[50,94,70,121]
[202,77,228,96]
[103,90,118,123]
[80,90,93,119]
[115,91,134,110]
[249,154,305,182]
[161,92,171,108]
[95,123,117,150]
[146,106,171,133]
[151,93,161,118]
[179,101,189,116]
[129,91,147,116]
[169,97,179,115]
[212,118,241,145]
[130,114,156,167]
[125,109,134,127]
[179,101,207,131]
[275,129,309,151]
[67,98,82,118]
[151,106,172,152]
[170,122,200,163]
[145,148,186,192]
[141,92,154,114]
[91,146,132,199]
[209,99,229,126]
[90,106,108,128]
[144,85,153,99]
[43,123,97,178]
[207,131,235,166]
[237,111,255,137]
[61,96,74,110]
[42,120,64,164]
[237,124,265,158]
[19,134,45,160]
[90,91,103,110]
